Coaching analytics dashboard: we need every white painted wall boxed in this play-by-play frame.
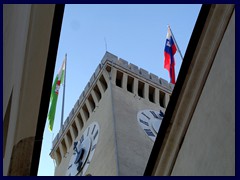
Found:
[171,10,235,176]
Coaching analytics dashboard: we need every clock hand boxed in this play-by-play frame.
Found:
[74,148,85,164]
[75,148,85,173]
[73,142,78,153]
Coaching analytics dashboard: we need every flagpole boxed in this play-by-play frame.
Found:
[60,54,67,130]
[168,25,184,61]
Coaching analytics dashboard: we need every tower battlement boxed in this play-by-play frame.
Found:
[101,52,174,90]
[50,52,173,170]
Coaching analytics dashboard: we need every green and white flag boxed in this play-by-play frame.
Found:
[48,58,66,131]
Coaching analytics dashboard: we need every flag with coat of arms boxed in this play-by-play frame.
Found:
[48,58,66,131]
[164,26,177,84]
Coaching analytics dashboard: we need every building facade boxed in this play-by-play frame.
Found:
[3,4,235,176]
[49,52,173,176]
[3,4,64,176]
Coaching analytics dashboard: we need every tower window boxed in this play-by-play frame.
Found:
[72,121,78,139]
[138,81,144,98]
[127,76,134,93]
[61,139,67,156]
[149,86,155,103]
[82,104,90,120]
[66,130,73,149]
[159,91,165,107]
[88,94,96,112]
[77,112,84,131]
[56,147,61,166]
[93,84,101,102]
[99,75,108,91]
[116,71,123,88]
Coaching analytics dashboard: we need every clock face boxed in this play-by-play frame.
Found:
[137,109,164,141]
[66,121,100,176]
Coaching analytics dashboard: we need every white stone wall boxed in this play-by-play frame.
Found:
[51,52,172,176]
[54,87,118,176]
[112,82,164,175]
[3,4,56,175]
[171,9,235,176]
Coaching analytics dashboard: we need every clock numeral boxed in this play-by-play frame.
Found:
[159,110,164,118]
[87,127,90,136]
[93,130,99,140]
[80,134,84,143]
[144,129,155,137]
[141,112,150,120]
[91,144,97,151]
[68,164,72,169]
[91,124,96,135]
[150,111,161,120]
[139,119,149,126]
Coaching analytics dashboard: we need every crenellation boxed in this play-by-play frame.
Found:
[94,64,102,78]
[65,117,69,125]
[118,58,129,69]
[150,73,159,85]
[59,125,64,138]
[101,51,118,65]
[63,118,69,131]
[100,52,173,92]
[90,73,95,86]
[139,68,149,79]
[159,78,169,89]
[169,83,175,90]
[79,92,84,104]
[74,99,79,113]
[68,108,74,122]
[84,82,90,95]
[128,63,139,74]
[99,52,173,91]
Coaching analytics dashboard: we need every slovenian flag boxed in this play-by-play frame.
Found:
[164,27,177,84]
[48,58,66,131]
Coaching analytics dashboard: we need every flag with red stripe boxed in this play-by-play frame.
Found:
[164,27,177,84]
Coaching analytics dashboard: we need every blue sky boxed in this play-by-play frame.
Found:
[37,4,201,176]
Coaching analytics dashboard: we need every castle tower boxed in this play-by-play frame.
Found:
[49,52,173,176]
